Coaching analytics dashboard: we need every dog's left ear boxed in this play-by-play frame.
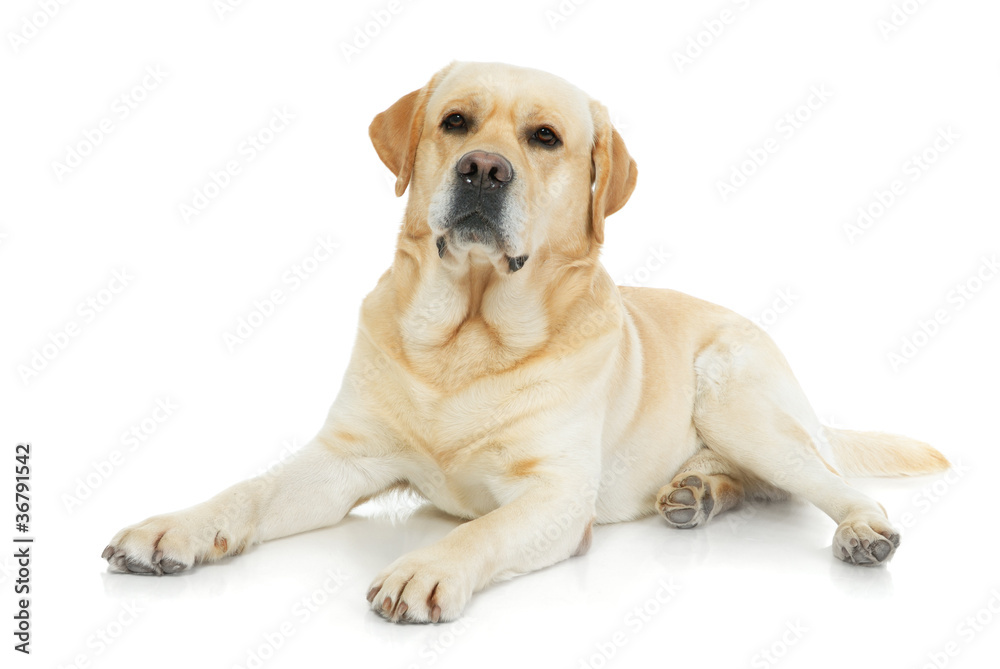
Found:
[590,101,637,244]
[369,64,454,197]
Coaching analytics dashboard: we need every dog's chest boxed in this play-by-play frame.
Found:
[403,374,534,454]
[381,369,559,518]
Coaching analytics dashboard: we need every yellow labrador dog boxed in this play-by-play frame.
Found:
[104,62,949,623]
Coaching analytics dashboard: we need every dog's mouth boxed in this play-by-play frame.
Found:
[430,184,528,272]
[435,230,528,273]
[452,210,502,245]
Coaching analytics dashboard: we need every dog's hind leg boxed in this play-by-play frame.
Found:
[691,320,901,565]
[656,446,786,529]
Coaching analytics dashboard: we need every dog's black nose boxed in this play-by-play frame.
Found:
[456,151,513,190]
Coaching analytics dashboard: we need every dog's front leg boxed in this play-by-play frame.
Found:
[367,471,597,623]
[102,431,404,575]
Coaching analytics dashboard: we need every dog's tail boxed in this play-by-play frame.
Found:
[824,427,950,477]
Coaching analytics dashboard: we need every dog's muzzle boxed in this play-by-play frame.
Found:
[435,150,528,271]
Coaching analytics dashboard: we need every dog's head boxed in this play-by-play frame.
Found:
[370,62,637,273]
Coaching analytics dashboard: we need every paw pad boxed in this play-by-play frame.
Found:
[657,471,715,529]
[834,520,901,566]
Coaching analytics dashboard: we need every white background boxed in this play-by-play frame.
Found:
[2,0,999,667]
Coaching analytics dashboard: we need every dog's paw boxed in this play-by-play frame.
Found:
[102,513,238,576]
[367,549,474,624]
[656,472,716,529]
[833,516,900,566]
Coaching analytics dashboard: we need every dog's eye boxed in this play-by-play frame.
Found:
[532,126,560,147]
[442,113,467,131]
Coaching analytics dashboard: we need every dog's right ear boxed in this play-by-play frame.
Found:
[369,65,453,197]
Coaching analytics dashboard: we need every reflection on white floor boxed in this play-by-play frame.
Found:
[67,469,998,669]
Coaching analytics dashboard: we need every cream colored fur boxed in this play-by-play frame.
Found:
[103,62,949,623]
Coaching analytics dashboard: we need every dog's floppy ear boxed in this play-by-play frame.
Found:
[590,101,637,244]
[369,65,453,197]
